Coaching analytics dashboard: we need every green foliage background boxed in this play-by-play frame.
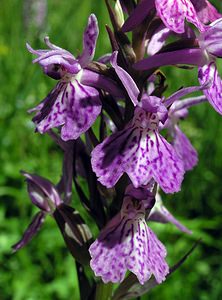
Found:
[0,1,222,299]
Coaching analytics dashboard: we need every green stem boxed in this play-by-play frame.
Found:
[95,282,113,300]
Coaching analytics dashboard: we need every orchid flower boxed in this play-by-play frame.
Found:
[27,14,122,140]
[89,192,169,284]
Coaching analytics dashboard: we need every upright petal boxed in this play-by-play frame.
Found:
[155,0,204,34]
[121,0,155,32]
[198,62,222,114]
[79,14,99,67]
[172,125,198,171]
[110,51,139,106]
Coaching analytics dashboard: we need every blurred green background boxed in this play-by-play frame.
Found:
[0,0,222,299]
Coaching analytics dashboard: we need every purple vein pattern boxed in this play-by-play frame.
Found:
[155,0,205,34]
[89,197,169,284]
[27,14,102,140]
[91,98,184,193]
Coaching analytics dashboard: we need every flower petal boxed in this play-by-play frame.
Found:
[79,14,99,67]
[27,39,81,75]
[61,81,101,141]
[110,51,139,106]
[91,125,135,188]
[147,25,171,56]
[12,212,46,252]
[33,80,101,140]
[125,129,184,193]
[172,125,198,171]
[33,82,68,134]
[121,0,155,32]
[155,0,204,34]
[199,18,222,57]
[198,62,222,114]
[145,226,169,283]
[191,0,222,24]
[149,193,192,234]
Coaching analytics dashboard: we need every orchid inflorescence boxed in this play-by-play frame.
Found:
[12,0,222,298]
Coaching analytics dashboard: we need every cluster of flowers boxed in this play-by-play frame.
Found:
[13,0,222,295]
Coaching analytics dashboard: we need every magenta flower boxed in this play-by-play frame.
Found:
[89,195,169,284]
[27,15,122,141]
[134,18,222,115]
[91,94,184,193]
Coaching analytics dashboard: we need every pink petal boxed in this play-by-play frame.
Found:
[198,62,222,114]
[110,51,139,106]
[79,14,99,67]
[155,0,204,34]
[173,125,198,171]
[61,81,101,141]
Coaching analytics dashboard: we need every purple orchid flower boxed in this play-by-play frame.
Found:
[27,15,122,141]
[134,17,222,115]
[91,92,184,193]
[122,0,205,34]
[89,193,169,285]
[92,52,211,193]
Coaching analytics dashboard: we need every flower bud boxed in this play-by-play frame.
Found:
[22,171,62,211]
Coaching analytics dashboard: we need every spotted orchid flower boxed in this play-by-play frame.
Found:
[27,15,122,141]
[91,93,184,193]
[122,0,206,34]
[134,18,222,115]
[89,194,169,285]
